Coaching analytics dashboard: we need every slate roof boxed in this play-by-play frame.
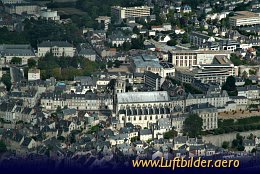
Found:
[38,41,73,47]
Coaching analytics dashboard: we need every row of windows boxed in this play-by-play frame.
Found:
[122,115,168,121]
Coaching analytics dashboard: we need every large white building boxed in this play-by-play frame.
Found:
[37,41,76,57]
[1,0,23,4]
[175,64,237,85]
[40,9,60,21]
[28,68,40,81]
[41,92,113,111]
[0,44,36,65]
[111,6,151,20]
[117,91,171,128]
[187,103,218,130]
[130,54,175,78]
[230,11,260,27]
[5,3,40,15]
[169,50,231,68]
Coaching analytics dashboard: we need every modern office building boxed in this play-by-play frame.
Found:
[144,71,165,91]
[229,11,260,27]
[175,62,238,85]
[111,6,151,20]
[169,50,231,67]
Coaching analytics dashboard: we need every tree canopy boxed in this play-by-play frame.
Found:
[1,74,12,91]
[222,76,237,96]
[0,140,7,153]
[183,113,203,138]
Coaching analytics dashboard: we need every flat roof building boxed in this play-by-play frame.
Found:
[111,6,151,20]
[230,11,260,27]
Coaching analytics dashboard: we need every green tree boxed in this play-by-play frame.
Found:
[133,26,140,34]
[167,39,177,46]
[244,79,253,86]
[183,113,203,138]
[131,38,144,49]
[28,58,37,68]
[222,76,237,96]
[114,60,121,68]
[56,106,62,113]
[1,74,12,91]
[107,61,113,68]
[57,136,66,142]
[0,140,7,153]
[181,33,189,44]
[10,57,22,64]
[242,71,248,78]
[249,69,256,75]
[164,129,178,139]
[222,141,229,149]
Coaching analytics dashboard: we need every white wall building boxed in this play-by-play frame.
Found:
[40,9,60,21]
[230,11,260,27]
[111,6,151,20]
[28,68,40,81]
[37,41,76,57]
[169,50,231,67]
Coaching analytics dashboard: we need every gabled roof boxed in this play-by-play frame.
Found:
[38,41,73,48]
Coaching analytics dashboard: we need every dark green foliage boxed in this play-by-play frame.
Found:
[232,133,245,151]
[222,76,237,96]
[0,141,7,153]
[183,113,203,138]
[28,59,37,69]
[0,28,28,44]
[10,57,22,65]
[38,54,105,80]
[167,39,177,46]
[222,141,229,149]
[211,117,260,135]
[164,129,178,139]
[1,74,12,91]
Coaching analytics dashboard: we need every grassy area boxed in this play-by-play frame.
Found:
[54,8,88,16]
[203,116,260,135]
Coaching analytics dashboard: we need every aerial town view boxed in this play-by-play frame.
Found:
[0,0,260,173]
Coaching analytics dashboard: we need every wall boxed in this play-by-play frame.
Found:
[202,130,260,147]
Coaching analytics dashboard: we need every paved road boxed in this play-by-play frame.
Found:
[10,67,24,83]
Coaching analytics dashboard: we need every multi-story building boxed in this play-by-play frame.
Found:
[187,103,218,130]
[37,41,76,57]
[41,92,113,111]
[169,50,231,68]
[0,44,36,65]
[189,32,216,47]
[116,91,171,114]
[118,106,171,128]
[130,54,175,78]
[1,0,23,4]
[95,16,111,30]
[40,9,60,21]
[229,11,260,27]
[111,6,151,20]
[5,3,40,15]
[237,85,260,99]
[78,48,96,61]
[108,32,131,47]
[175,62,237,85]
[144,71,165,91]
[28,68,40,81]
[185,90,230,108]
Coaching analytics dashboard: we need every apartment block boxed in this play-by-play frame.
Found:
[111,6,151,20]
[230,11,260,27]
